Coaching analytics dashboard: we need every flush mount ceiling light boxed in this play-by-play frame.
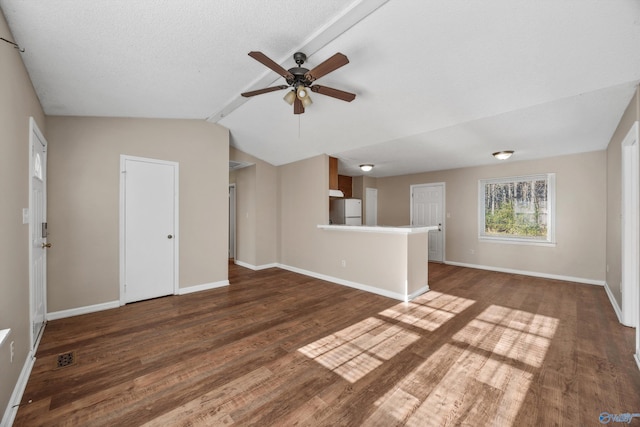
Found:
[492,150,514,160]
[360,164,374,172]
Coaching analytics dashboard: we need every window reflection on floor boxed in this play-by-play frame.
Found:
[298,317,420,383]
[299,293,559,426]
[379,291,476,331]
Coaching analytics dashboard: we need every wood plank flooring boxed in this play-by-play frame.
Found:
[13,263,640,426]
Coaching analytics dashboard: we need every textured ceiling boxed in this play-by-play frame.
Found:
[2,0,639,177]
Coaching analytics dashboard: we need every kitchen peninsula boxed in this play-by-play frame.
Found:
[317,224,439,301]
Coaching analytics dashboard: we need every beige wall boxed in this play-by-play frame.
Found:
[0,9,46,420]
[606,88,640,307]
[45,117,229,312]
[279,155,424,297]
[279,155,329,268]
[229,147,278,267]
[352,176,364,199]
[314,230,411,296]
[377,151,607,282]
[407,233,428,295]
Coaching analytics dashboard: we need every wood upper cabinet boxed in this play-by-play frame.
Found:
[329,156,339,190]
[338,175,352,198]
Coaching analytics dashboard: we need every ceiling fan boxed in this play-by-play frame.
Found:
[241,51,356,115]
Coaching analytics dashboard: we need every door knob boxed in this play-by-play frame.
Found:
[42,242,52,248]
[167,235,173,239]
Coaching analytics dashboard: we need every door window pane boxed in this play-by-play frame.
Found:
[34,152,43,180]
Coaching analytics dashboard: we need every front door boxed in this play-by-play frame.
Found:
[121,156,178,303]
[411,183,445,262]
[30,118,47,349]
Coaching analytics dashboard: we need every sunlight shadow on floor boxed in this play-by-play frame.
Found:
[452,305,559,368]
[298,317,421,383]
[367,305,559,426]
[298,289,559,425]
[298,291,476,384]
[379,291,476,332]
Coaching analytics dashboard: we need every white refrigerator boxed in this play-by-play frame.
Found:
[330,198,362,225]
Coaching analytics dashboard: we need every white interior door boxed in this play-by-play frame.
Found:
[121,156,178,303]
[621,121,639,331]
[29,118,47,349]
[411,183,445,262]
[365,188,378,226]
[229,184,236,259]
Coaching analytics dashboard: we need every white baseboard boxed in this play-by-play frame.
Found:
[2,350,36,427]
[444,261,605,286]
[178,280,229,295]
[604,281,623,324]
[408,284,430,301]
[277,263,407,301]
[234,260,278,271]
[47,280,234,318]
[47,300,120,321]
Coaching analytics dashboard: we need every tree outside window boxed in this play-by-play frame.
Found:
[479,174,555,245]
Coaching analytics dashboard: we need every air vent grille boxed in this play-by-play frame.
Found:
[56,351,76,368]
[229,161,253,170]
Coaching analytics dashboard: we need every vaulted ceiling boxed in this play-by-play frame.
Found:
[2,0,639,177]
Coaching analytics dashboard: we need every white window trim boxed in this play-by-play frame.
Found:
[478,173,556,246]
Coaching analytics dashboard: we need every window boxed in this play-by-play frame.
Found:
[479,173,555,245]
[34,152,43,180]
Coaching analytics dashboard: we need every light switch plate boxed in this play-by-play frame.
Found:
[22,208,29,224]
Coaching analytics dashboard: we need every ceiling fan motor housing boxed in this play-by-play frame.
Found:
[293,52,307,65]
[287,67,310,87]
[287,52,311,87]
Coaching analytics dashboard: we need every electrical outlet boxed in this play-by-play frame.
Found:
[341,259,346,267]
[10,341,14,363]
[469,249,475,255]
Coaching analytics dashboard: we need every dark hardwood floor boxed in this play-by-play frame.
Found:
[13,262,640,426]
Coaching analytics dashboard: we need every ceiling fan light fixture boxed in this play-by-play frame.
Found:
[301,94,312,108]
[493,150,514,160]
[360,164,374,172]
[283,90,296,105]
[296,85,308,99]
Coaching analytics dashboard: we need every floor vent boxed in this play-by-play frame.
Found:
[56,351,76,369]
